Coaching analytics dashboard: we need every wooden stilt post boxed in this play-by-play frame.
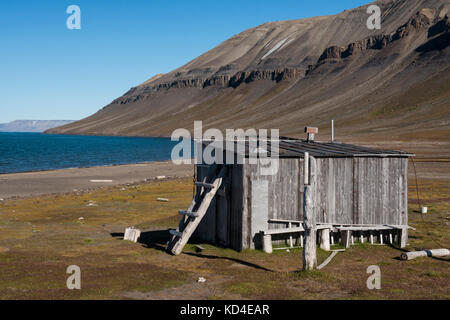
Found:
[341,230,351,248]
[288,222,293,248]
[263,234,273,254]
[320,228,331,252]
[399,227,408,248]
[302,153,317,270]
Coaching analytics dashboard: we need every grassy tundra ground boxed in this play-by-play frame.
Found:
[0,163,448,300]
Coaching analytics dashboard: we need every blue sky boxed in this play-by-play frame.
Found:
[0,0,371,123]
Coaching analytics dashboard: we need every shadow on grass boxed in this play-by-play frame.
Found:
[111,229,170,252]
[386,243,410,253]
[430,256,450,262]
[183,252,274,272]
[111,230,275,272]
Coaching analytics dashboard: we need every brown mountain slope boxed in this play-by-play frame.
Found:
[47,0,450,143]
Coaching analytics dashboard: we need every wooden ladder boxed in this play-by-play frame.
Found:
[166,166,226,255]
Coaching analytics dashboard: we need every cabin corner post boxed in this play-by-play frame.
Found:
[302,153,317,270]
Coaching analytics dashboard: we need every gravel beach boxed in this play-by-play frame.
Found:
[0,161,193,199]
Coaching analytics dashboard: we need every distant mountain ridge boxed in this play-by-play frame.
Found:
[0,120,75,133]
[47,0,450,142]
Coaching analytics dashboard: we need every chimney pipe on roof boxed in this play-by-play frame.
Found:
[305,127,318,142]
[331,120,335,143]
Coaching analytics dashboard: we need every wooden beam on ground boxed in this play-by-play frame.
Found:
[317,251,339,270]
[273,246,302,251]
[400,249,449,261]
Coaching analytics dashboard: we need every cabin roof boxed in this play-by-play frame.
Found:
[275,139,414,158]
[202,138,414,158]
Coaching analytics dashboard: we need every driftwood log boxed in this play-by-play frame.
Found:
[400,249,449,261]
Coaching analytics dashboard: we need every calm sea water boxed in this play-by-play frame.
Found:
[0,132,182,174]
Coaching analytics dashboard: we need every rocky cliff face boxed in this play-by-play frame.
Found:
[316,9,448,65]
[48,0,450,142]
[113,68,305,105]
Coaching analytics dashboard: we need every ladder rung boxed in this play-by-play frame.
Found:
[169,229,183,237]
[195,182,215,189]
[179,210,198,218]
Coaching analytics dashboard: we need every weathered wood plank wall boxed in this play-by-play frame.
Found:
[193,157,408,250]
[315,157,407,226]
[242,159,301,249]
[229,164,244,250]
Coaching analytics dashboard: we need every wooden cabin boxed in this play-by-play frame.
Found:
[188,136,414,252]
